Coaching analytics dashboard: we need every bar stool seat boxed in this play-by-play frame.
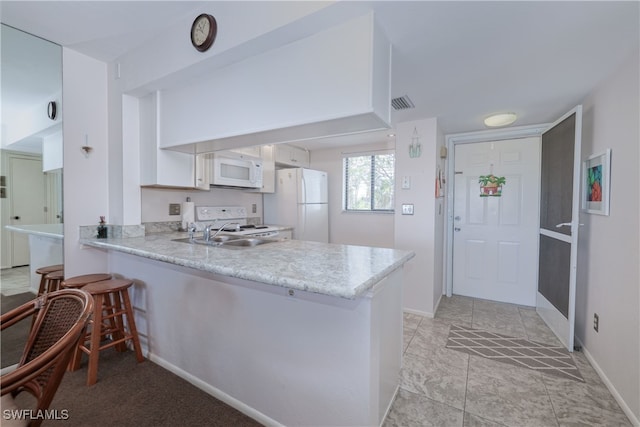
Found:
[61,273,112,289]
[35,264,64,296]
[42,271,64,294]
[70,278,144,386]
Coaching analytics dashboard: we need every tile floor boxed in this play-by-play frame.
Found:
[385,295,632,427]
[0,266,32,296]
[0,268,631,426]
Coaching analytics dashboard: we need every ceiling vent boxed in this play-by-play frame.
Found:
[391,95,415,111]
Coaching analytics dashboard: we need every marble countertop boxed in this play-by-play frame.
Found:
[5,223,63,239]
[80,232,414,299]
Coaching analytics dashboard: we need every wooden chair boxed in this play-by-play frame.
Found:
[1,289,94,427]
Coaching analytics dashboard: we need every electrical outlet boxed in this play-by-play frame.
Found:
[593,313,599,332]
[252,203,257,214]
[401,204,414,215]
[169,203,181,216]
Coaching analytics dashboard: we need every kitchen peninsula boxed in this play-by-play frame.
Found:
[81,232,414,426]
[5,223,63,292]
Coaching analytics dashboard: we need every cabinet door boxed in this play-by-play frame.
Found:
[274,144,309,168]
[260,145,275,193]
[194,154,209,190]
[291,145,310,168]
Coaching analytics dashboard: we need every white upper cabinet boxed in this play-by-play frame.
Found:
[274,144,309,168]
[158,12,391,154]
[139,91,208,190]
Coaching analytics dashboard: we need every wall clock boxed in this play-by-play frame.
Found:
[191,13,217,52]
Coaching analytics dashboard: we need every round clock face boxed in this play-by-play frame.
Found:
[191,14,217,52]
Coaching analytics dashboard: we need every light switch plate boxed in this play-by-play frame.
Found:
[402,204,414,215]
[402,176,411,189]
[169,203,181,216]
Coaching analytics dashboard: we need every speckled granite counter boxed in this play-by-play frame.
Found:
[6,224,63,292]
[80,232,414,299]
[82,231,412,425]
[6,223,63,239]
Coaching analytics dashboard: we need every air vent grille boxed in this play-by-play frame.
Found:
[391,95,415,111]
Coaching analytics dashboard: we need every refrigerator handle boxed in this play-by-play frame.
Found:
[300,174,307,204]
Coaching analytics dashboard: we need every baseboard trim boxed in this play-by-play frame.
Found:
[403,307,434,318]
[379,384,399,427]
[575,337,639,426]
[146,352,283,427]
[0,363,18,376]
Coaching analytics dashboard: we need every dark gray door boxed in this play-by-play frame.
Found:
[537,106,582,351]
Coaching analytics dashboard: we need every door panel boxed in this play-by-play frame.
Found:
[540,113,576,236]
[536,106,582,352]
[10,156,46,266]
[453,137,541,306]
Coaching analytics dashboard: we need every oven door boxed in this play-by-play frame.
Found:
[210,155,262,188]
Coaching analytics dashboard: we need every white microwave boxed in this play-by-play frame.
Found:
[209,152,263,189]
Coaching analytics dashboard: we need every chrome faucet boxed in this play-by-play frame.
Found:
[204,222,240,242]
[187,223,197,240]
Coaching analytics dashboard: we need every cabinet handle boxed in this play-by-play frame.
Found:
[12,216,20,220]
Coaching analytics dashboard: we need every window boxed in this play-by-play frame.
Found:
[343,152,395,212]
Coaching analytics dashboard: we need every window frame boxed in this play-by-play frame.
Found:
[342,150,395,213]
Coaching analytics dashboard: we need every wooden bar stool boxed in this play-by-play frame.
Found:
[70,279,144,386]
[61,273,119,354]
[35,264,64,296]
[42,270,64,294]
[61,273,112,289]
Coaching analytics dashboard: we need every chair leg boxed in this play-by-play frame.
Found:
[111,292,127,352]
[68,337,84,371]
[87,294,103,386]
[121,289,144,363]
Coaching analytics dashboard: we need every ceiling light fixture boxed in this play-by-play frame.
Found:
[484,112,517,127]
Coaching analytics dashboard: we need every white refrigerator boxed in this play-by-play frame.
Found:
[264,168,329,243]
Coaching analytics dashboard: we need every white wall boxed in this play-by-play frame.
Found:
[106,3,357,228]
[62,49,109,277]
[309,141,395,248]
[394,118,446,316]
[577,50,639,422]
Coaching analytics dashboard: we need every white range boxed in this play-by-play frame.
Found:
[194,206,283,238]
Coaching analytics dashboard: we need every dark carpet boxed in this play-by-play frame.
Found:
[2,293,263,426]
[1,291,35,367]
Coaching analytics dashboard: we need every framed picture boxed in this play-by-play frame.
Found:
[582,149,611,215]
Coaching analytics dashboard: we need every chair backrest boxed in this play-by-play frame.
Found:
[1,289,93,425]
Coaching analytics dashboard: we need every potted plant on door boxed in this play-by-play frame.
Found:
[478,174,506,197]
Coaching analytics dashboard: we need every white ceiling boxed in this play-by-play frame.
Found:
[2,1,638,150]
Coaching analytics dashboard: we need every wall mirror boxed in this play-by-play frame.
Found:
[1,24,63,275]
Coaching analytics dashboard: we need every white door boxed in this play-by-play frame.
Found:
[453,137,541,306]
[9,156,46,266]
[536,106,582,352]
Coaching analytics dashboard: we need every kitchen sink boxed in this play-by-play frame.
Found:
[172,235,281,248]
[220,238,274,247]
[173,235,242,244]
